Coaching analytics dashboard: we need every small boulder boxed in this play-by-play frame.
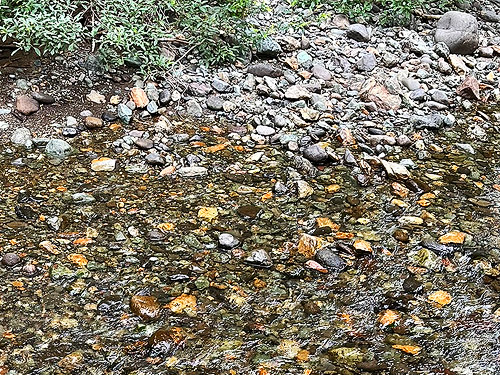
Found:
[346,24,370,42]
[435,11,478,54]
[16,95,39,115]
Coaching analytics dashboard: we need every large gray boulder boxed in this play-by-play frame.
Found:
[435,11,478,55]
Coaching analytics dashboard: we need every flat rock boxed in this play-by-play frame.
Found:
[285,85,311,100]
[130,87,149,108]
[247,63,283,78]
[177,166,208,177]
[130,295,161,320]
[91,157,116,172]
[360,79,401,111]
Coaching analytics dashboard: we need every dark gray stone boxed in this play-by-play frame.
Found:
[256,37,282,58]
[31,92,55,104]
[303,144,328,164]
[346,24,370,42]
[315,248,346,272]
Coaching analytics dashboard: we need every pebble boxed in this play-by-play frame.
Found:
[244,249,273,268]
[219,233,240,249]
[31,92,56,104]
[2,252,21,267]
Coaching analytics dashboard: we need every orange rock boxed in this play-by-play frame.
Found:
[325,184,341,193]
[420,192,436,199]
[438,231,466,244]
[73,238,93,246]
[261,191,273,201]
[198,206,218,221]
[68,253,88,268]
[354,239,372,252]
[428,290,452,306]
[203,143,227,153]
[296,349,310,362]
[297,234,322,258]
[167,294,197,314]
[157,222,175,232]
[316,217,340,232]
[335,232,355,240]
[130,87,149,108]
[417,199,431,207]
[392,345,421,355]
[378,310,400,327]
[391,182,409,198]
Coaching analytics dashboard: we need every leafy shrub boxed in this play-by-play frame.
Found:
[0,0,261,68]
[291,0,458,25]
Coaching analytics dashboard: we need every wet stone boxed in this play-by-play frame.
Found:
[148,327,181,357]
[402,276,423,293]
[219,233,240,249]
[315,248,346,272]
[134,138,154,150]
[145,153,165,165]
[2,252,21,267]
[303,144,328,164]
[237,205,261,219]
[130,295,161,320]
[393,229,409,242]
[245,249,272,268]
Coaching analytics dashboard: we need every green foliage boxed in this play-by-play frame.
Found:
[0,0,84,55]
[290,0,458,25]
[0,0,261,68]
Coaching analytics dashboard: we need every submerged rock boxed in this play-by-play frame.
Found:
[245,249,273,268]
[130,295,161,320]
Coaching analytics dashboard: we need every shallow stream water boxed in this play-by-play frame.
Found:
[1,108,500,374]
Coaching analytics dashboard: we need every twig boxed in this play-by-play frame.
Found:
[414,9,442,20]
[158,38,189,45]
[168,42,201,71]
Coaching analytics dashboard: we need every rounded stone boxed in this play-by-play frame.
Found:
[2,253,21,267]
[219,233,240,249]
[435,11,478,55]
[303,144,328,164]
